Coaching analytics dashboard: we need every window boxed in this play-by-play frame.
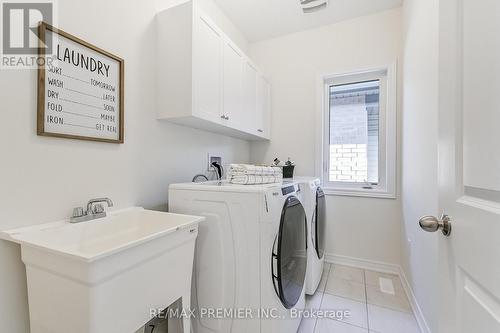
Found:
[320,66,396,198]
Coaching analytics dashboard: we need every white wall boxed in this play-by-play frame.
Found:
[400,0,439,331]
[249,8,403,265]
[0,0,249,331]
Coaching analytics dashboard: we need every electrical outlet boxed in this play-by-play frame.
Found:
[207,153,222,171]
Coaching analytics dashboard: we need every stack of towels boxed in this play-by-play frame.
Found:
[227,164,283,185]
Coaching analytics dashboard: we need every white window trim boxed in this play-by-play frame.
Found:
[315,63,397,199]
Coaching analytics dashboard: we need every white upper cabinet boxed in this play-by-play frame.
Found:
[193,15,223,123]
[256,74,271,139]
[156,0,270,140]
[243,61,258,131]
[222,41,244,130]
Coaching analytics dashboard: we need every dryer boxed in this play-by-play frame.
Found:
[295,177,326,295]
[261,182,307,333]
[168,181,307,333]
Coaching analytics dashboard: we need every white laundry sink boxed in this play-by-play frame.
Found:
[1,207,204,333]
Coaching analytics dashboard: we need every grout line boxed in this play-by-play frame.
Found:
[322,317,370,331]
[327,263,422,332]
[322,292,366,304]
[317,264,371,332]
[312,263,332,333]
[365,302,414,315]
[364,269,370,332]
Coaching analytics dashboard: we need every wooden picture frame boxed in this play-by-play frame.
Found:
[37,22,124,143]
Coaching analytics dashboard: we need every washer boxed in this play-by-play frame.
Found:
[168,180,307,333]
[295,177,326,295]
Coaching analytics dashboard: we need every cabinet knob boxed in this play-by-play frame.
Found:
[257,129,263,133]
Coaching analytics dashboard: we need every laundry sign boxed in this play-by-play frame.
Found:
[37,22,124,143]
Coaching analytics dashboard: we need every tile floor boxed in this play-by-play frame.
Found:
[298,264,421,333]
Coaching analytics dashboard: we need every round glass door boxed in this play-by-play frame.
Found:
[315,187,326,259]
[271,196,307,309]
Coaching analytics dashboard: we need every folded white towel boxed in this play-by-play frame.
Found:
[227,164,283,185]
[229,174,283,185]
[228,164,282,176]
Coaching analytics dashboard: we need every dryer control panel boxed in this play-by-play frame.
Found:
[281,184,296,196]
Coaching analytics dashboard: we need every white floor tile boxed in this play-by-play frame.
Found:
[367,304,420,333]
[366,284,412,313]
[364,270,404,291]
[331,265,365,284]
[321,293,368,329]
[305,291,323,311]
[298,317,317,333]
[315,318,368,333]
[324,275,366,302]
[318,265,330,292]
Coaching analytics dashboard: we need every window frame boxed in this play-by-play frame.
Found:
[317,64,397,199]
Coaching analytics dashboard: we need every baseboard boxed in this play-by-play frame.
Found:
[324,253,400,274]
[398,267,431,333]
[324,253,431,333]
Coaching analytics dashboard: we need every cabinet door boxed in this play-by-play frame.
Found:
[256,75,271,138]
[193,14,223,123]
[243,61,258,132]
[222,42,244,129]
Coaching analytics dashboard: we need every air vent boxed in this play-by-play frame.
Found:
[300,0,328,13]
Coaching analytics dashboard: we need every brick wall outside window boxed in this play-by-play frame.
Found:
[328,84,380,184]
[329,144,368,182]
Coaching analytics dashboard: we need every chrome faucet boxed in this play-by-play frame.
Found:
[70,198,114,223]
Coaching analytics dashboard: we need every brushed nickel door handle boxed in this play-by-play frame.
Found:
[419,214,451,236]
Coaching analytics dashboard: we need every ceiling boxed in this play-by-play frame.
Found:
[213,0,403,43]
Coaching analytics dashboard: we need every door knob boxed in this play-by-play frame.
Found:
[419,214,451,236]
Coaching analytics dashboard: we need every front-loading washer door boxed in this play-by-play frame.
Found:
[314,187,326,259]
[271,196,307,309]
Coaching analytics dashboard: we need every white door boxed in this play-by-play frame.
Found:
[193,14,222,123]
[428,1,500,332]
[256,74,271,138]
[243,61,258,132]
[222,41,244,129]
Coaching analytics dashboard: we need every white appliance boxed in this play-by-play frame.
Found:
[168,181,307,333]
[295,177,326,295]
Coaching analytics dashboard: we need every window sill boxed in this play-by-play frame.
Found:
[322,187,396,199]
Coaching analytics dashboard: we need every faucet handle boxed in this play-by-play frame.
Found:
[72,207,85,218]
[93,204,105,214]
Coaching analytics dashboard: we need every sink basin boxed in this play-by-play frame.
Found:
[6,207,203,262]
[1,207,204,333]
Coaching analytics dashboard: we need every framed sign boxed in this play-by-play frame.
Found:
[37,22,124,143]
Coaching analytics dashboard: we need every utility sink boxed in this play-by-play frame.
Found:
[1,207,204,333]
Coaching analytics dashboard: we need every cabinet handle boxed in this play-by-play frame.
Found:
[257,129,263,133]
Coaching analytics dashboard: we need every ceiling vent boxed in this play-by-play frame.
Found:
[300,0,328,13]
